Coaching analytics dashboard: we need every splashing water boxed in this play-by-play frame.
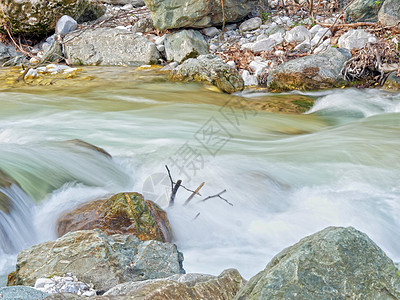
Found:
[0,80,399,284]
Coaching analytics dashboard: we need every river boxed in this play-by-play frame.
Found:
[0,68,399,285]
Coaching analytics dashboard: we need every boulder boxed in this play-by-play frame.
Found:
[345,0,383,23]
[267,47,351,91]
[170,54,244,94]
[63,27,160,66]
[8,229,185,291]
[383,72,400,90]
[104,269,245,299]
[338,29,377,50]
[0,286,49,299]
[378,0,400,26]
[144,0,258,30]
[56,192,173,243]
[234,226,400,300]
[164,30,209,64]
[0,0,104,35]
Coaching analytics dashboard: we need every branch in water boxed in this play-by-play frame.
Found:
[201,189,233,206]
[184,182,205,206]
[169,179,181,207]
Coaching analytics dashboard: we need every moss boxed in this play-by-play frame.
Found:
[291,99,314,112]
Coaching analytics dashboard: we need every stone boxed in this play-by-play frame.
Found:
[267,47,351,91]
[35,274,96,296]
[251,38,277,53]
[64,27,160,66]
[132,16,155,33]
[309,24,323,38]
[294,40,311,51]
[285,26,311,44]
[383,72,400,90]
[144,0,258,30]
[378,0,400,26]
[170,54,244,93]
[264,24,285,36]
[8,229,184,290]
[0,286,49,299]
[345,0,383,23]
[226,60,236,68]
[161,62,179,71]
[313,38,331,54]
[338,29,377,50]
[101,0,145,6]
[311,28,332,47]
[202,27,220,38]
[0,43,18,65]
[56,192,173,243]
[249,60,269,76]
[56,15,77,36]
[234,226,400,300]
[164,30,209,64]
[0,0,104,35]
[105,269,245,299]
[242,70,258,86]
[239,17,262,32]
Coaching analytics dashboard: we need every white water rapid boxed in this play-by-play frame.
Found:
[0,83,399,285]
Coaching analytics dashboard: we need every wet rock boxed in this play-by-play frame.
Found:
[57,192,173,242]
[170,54,244,94]
[338,29,377,50]
[239,17,262,32]
[0,0,105,35]
[64,27,160,66]
[383,72,400,90]
[378,0,400,26]
[8,229,184,290]
[0,169,19,213]
[104,269,245,299]
[234,226,400,300]
[267,47,351,91]
[164,30,209,64]
[0,43,18,65]
[144,0,258,30]
[284,26,311,44]
[56,15,78,36]
[345,0,383,23]
[0,286,49,299]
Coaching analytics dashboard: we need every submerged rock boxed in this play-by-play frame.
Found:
[56,192,173,242]
[234,226,400,300]
[345,0,383,23]
[267,47,351,91]
[105,269,245,299]
[0,0,105,35]
[378,0,400,26]
[144,0,259,30]
[170,54,244,94]
[64,27,160,66]
[164,30,209,64]
[0,169,19,213]
[8,229,184,290]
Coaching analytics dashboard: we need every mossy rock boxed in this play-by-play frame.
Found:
[0,0,105,35]
[56,192,173,242]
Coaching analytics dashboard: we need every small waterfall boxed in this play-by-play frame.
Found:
[0,184,36,255]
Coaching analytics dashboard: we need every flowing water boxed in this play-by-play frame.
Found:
[0,68,400,285]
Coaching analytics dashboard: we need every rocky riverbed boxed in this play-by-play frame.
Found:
[0,0,399,93]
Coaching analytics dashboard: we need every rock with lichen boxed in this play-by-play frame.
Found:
[170,54,244,94]
[0,0,105,35]
[56,192,173,242]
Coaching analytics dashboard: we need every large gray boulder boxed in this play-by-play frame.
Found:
[234,226,400,300]
[0,0,104,35]
[170,54,244,94]
[105,269,245,299]
[0,286,49,299]
[164,30,209,64]
[267,47,351,91]
[345,0,384,23]
[144,0,259,30]
[378,0,400,26]
[63,27,160,66]
[9,229,184,291]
